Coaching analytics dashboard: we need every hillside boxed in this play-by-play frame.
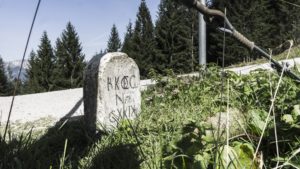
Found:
[0,54,300,168]
[1,63,300,168]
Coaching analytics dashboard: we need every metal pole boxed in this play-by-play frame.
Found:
[199,0,206,65]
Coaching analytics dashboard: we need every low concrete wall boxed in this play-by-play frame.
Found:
[0,58,299,124]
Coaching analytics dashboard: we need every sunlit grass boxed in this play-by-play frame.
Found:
[1,65,300,168]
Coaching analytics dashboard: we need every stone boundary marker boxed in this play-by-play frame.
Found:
[84,52,141,132]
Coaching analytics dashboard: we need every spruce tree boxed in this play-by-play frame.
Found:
[207,0,268,65]
[0,56,10,95]
[54,22,86,89]
[131,0,156,78]
[121,21,134,55]
[155,0,197,74]
[99,49,106,56]
[263,0,288,47]
[289,2,300,45]
[6,65,13,82]
[107,24,121,52]
[266,0,300,45]
[24,50,41,93]
[207,0,300,65]
[35,31,55,92]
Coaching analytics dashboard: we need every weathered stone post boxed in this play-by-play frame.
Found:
[84,52,141,132]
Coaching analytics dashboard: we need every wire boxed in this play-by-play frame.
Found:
[251,41,294,169]
[2,0,42,140]
[215,7,227,168]
[279,0,300,8]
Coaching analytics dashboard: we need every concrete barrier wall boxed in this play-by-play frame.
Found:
[0,58,299,124]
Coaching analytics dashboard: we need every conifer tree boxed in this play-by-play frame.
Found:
[121,21,134,55]
[54,22,86,89]
[24,51,41,93]
[35,31,55,92]
[266,0,300,45]
[207,0,300,65]
[131,0,156,78]
[99,49,106,56]
[6,66,13,82]
[0,56,10,95]
[207,0,268,65]
[263,0,288,47]
[155,0,197,74]
[289,3,300,45]
[107,24,121,52]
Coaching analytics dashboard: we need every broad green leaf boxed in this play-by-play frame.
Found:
[248,110,268,135]
[233,142,255,167]
[193,153,211,169]
[217,144,258,169]
[291,105,300,121]
[281,114,294,125]
[216,145,238,169]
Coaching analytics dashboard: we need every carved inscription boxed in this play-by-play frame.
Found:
[107,75,138,91]
[105,74,139,123]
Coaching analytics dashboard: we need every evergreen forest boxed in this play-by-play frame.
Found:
[1,0,300,93]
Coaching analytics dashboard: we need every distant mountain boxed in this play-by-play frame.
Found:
[4,60,29,81]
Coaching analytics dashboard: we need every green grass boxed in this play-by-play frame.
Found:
[1,66,300,169]
[0,116,57,138]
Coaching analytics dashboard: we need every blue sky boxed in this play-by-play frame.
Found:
[0,0,160,61]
